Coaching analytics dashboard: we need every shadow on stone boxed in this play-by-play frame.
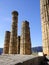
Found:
[40,54,49,65]
[15,62,22,65]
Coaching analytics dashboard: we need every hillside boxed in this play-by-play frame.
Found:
[0,48,3,55]
[31,46,43,53]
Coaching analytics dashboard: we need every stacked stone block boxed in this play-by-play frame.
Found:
[9,11,18,54]
[20,21,31,54]
[40,0,49,55]
[3,31,10,54]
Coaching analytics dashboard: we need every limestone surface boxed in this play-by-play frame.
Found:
[40,0,49,55]
[0,54,37,65]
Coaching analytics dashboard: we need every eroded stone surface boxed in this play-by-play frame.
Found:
[0,55,37,65]
[40,0,49,55]
[20,21,31,55]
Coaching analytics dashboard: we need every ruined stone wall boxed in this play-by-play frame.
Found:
[3,31,10,54]
[9,11,18,54]
[20,21,31,54]
[40,0,49,55]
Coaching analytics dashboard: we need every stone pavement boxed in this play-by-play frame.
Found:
[0,54,49,65]
[0,54,37,65]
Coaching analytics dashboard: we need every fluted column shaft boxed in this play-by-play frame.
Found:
[20,21,32,55]
[9,11,18,54]
[40,0,49,55]
[3,31,10,54]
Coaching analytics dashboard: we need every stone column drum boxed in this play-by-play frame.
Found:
[9,11,18,54]
[40,0,49,55]
[3,31,10,54]
[17,36,20,54]
[20,21,32,55]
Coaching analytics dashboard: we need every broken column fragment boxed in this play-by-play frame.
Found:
[3,31,10,54]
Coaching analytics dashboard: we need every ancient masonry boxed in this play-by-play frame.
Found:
[20,21,31,54]
[3,31,10,54]
[3,11,32,55]
[40,0,49,55]
[9,11,18,54]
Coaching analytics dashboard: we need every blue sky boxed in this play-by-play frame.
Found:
[0,0,42,48]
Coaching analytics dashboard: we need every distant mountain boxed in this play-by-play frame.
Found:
[31,46,43,53]
[0,48,3,55]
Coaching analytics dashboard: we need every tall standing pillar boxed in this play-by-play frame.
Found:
[40,0,49,55]
[20,21,32,55]
[3,31,10,54]
[9,11,18,54]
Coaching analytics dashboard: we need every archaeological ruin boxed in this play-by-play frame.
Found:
[3,11,32,55]
[3,0,49,56]
[1,0,49,65]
